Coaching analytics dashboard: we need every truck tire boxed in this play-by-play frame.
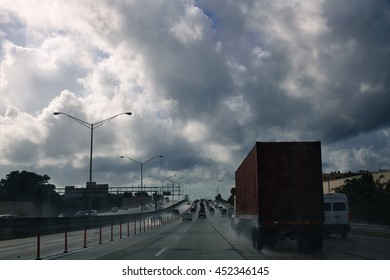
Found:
[234,224,241,238]
[251,227,257,248]
[308,231,323,251]
[340,231,348,239]
[251,226,265,250]
[297,227,323,253]
[263,229,275,249]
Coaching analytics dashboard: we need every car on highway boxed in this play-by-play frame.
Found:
[58,213,69,218]
[85,210,98,216]
[324,193,351,239]
[0,214,19,218]
[74,211,86,217]
[198,210,206,218]
[182,212,192,221]
[111,207,119,212]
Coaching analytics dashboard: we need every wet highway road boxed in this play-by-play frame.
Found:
[1,210,389,260]
[52,213,390,260]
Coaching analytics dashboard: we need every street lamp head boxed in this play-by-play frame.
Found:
[53,112,61,115]
[125,112,132,116]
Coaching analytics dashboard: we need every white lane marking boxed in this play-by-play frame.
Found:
[154,247,168,257]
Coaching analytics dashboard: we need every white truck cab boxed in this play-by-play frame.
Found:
[323,193,351,239]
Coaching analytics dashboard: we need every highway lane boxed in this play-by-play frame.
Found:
[50,211,390,260]
[0,212,177,260]
[0,201,192,260]
[218,217,390,260]
[50,213,245,260]
[1,209,389,260]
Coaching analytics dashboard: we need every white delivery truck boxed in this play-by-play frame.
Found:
[323,193,351,239]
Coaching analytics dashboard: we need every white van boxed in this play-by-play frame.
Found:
[323,193,351,239]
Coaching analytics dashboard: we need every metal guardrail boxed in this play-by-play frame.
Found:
[351,223,390,229]
[0,200,187,241]
[1,212,182,260]
[0,213,137,240]
[0,201,194,260]
[350,223,390,239]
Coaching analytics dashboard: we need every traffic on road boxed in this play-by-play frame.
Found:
[1,200,389,260]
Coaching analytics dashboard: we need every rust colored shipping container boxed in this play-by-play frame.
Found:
[234,141,324,251]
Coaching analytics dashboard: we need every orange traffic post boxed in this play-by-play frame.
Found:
[64,228,68,253]
[36,227,41,260]
[110,221,114,241]
[83,227,87,248]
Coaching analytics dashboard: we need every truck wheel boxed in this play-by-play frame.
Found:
[308,232,323,251]
[251,227,257,248]
[297,237,304,251]
[258,229,266,250]
[251,227,265,250]
[340,231,348,239]
[235,226,241,239]
[264,229,275,249]
[297,228,323,253]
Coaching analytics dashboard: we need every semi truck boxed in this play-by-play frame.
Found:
[233,141,324,251]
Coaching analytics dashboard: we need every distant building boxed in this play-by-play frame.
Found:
[64,186,84,198]
[322,170,390,194]
[86,182,109,198]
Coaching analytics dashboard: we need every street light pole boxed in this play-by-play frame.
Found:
[120,155,163,213]
[163,175,178,206]
[90,123,93,183]
[149,174,178,206]
[175,178,190,200]
[149,175,166,210]
[54,111,132,215]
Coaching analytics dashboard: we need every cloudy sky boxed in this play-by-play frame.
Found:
[0,0,389,200]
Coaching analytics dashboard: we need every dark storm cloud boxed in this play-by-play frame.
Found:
[1,0,389,198]
[203,0,389,145]
[114,0,390,176]
[315,0,390,141]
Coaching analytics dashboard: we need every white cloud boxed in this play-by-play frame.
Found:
[0,0,389,200]
[169,4,207,44]
[182,120,208,143]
